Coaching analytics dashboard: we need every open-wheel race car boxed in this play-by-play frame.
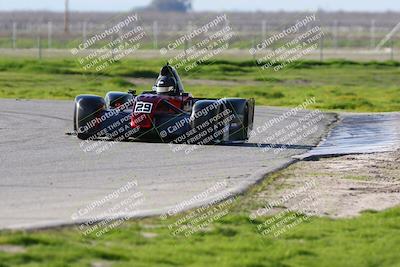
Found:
[73,64,255,145]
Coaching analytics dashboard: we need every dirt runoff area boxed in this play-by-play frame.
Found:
[252,150,400,218]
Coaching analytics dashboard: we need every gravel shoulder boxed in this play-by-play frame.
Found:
[251,150,400,218]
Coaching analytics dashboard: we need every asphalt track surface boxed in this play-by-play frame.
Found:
[0,99,336,229]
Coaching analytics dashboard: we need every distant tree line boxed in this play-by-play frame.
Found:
[147,0,192,12]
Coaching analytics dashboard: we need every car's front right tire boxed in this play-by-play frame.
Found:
[74,95,106,140]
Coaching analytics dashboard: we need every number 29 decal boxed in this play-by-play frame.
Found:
[134,102,153,113]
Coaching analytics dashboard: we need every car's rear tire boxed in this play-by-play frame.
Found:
[221,98,253,142]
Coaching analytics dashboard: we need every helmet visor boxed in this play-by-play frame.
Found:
[156,86,174,93]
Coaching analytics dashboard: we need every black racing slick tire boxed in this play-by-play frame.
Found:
[221,98,254,142]
[190,100,224,144]
[74,95,106,140]
[104,91,134,109]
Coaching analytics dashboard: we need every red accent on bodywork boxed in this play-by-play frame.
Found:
[131,113,152,129]
[130,93,193,129]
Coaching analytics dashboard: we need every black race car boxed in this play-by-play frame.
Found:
[73,64,255,145]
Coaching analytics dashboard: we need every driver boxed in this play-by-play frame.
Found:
[153,64,186,96]
[153,75,178,95]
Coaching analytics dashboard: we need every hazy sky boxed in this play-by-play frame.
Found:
[0,0,399,12]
